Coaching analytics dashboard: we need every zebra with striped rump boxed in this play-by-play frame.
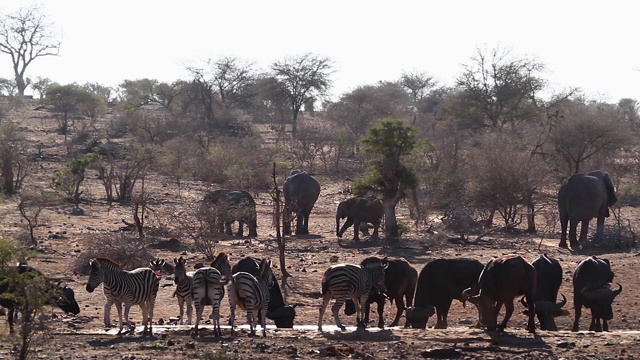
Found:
[192,252,231,337]
[318,256,388,331]
[173,257,195,325]
[228,258,274,337]
[85,257,164,336]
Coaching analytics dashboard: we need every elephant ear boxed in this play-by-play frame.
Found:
[603,173,618,207]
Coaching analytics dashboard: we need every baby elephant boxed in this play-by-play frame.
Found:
[336,196,383,242]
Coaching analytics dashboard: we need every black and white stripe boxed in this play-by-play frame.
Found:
[191,252,231,337]
[85,257,163,336]
[173,257,195,325]
[228,258,274,337]
[318,257,388,331]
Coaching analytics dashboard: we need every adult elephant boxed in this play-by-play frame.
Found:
[558,170,617,248]
[336,196,383,241]
[202,189,258,237]
[283,170,320,235]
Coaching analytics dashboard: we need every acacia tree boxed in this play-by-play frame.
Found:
[354,119,418,239]
[455,47,545,130]
[271,53,333,136]
[0,5,61,96]
[399,71,437,124]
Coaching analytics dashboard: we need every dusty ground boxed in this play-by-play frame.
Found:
[1,102,640,359]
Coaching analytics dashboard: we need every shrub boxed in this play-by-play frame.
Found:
[72,233,154,275]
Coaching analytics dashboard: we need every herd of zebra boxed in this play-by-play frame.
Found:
[81,252,387,338]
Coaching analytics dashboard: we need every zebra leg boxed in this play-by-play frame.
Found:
[228,285,238,336]
[212,292,221,337]
[247,303,256,337]
[260,306,268,337]
[186,296,193,325]
[192,298,205,338]
[147,298,156,337]
[318,293,332,331]
[114,302,124,335]
[331,299,346,331]
[104,299,113,328]
[123,302,134,334]
[178,297,185,325]
[140,304,149,336]
[357,294,368,328]
[7,307,15,334]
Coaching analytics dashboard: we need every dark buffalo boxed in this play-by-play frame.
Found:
[344,257,417,328]
[572,256,622,332]
[520,254,568,331]
[463,255,536,333]
[405,258,484,329]
[231,257,295,328]
[0,264,80,333]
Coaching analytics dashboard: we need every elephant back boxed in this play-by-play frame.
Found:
[283,171,321,207]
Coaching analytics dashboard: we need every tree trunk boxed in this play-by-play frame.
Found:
[16,76,27,97]
[526,201,536,233]
[382,197,398,239]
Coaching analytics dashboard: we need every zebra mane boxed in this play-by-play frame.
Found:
[93,257,122,268]
[211,252,228,265]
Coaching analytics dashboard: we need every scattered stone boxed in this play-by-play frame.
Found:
[330,255,339,263]
[421,348,463,358]
[185,342,196,350]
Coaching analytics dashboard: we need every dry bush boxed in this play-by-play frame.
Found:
[72,232,155,275]
[164,200,221,260]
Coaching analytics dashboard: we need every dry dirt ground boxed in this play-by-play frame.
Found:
[0,103,639,359]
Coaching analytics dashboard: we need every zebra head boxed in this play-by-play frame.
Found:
[173,257,187,284]
[211,252,232,280]
[258,258,274,288]
[361,256,387,294]
[85,258,103,293]
[149,258,165,278]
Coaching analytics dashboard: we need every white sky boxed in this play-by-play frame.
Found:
[1,0,639,103]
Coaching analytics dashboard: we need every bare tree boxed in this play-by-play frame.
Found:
[0,5,61,96]
[271,53,333,136]
[455,46,545,130]
[550,99,631,175]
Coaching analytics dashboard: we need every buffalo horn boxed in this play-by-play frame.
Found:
[520,295,528,308]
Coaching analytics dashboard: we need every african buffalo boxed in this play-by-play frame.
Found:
[231,257,295,328]
[520,254,568,331]
[405,258,484,329]
[344,257,417,328]
[572,256,622,332]
[463,255,536,333]
[0,264,80,333]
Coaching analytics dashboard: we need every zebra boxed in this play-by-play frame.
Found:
[191,252,231,337]
[172,256,195,325]
[228,258,274,337]
[85,257,164,336]
[318,256,388,331]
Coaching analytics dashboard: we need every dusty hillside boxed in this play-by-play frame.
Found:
[0,102,638,359]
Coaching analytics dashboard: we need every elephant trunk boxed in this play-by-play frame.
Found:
[336,215,342,237]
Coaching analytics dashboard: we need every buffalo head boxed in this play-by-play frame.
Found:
[521,294,568,331]
[582,283,622,320]
[405,306,435,329]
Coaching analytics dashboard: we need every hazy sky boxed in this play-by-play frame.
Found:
[1,0,639,102]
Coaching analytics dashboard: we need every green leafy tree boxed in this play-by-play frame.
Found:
[0,5,61,96]
[354,119,418,238]
[51,153,99,206]
[45,84,105,138]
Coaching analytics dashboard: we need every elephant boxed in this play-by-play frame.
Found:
[557,170,617,248]
[201,189,258,237]
[336,196,383,241]
[283,170,320,235]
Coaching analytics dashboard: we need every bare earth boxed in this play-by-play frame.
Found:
[1,104,639,359]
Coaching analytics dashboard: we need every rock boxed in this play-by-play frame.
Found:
[421,348,463,358]
[185,341,196,350]
[330,255,339,263]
